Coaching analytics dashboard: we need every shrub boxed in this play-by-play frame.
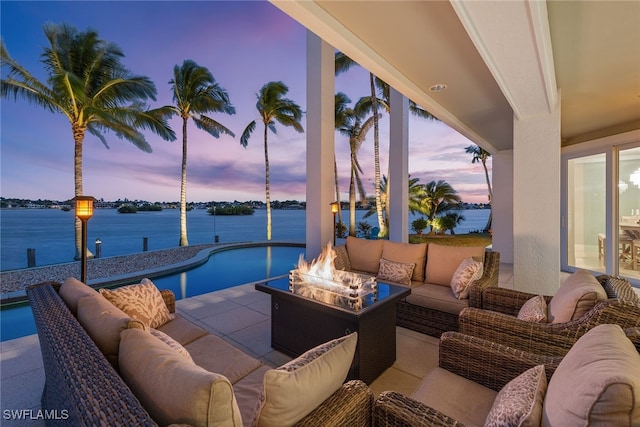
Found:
[411,217,428,234]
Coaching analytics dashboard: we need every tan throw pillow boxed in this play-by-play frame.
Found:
[543,324,640,426]
[99,278,174,329]
[547,269,607,323]
[485,365,547,427]
[449,257,483,299]
[377,258,415,286]
[346,236,383,274]
[254,332,358,427]
[76,293,146,369]
[425,244,485,286]
[119,328,242,427]
[381,241,427,282]
[59,276,98,316]
[149,328,193,362]
[517,295,548,323]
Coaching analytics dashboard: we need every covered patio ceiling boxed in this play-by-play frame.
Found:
[271,0,640,151]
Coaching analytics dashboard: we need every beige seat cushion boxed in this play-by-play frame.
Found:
[185,334,263,384]
[543,324,640,426]
[412,367,497,427]
[156,315,208,346]
[254,332,358,427]
[119,328,242,427]
[406,283,469,315]
[346,236,383,274]
[547,269,607,323]
[59,277,98,316]
[381,241,428,282]
[425,244,485,286]
[76,293,145,369]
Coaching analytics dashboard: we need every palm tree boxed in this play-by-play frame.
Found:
[0,23,175,260]
[334,92,352,226]
[165,60,236,247]
[337,103,375,236]
[240,81,303,240]
[413,180,462,234]
[335,52,385,238]
[363,175,423,231]
[465,144,493,232]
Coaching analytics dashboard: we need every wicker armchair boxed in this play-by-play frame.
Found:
[374,331,562,427]
[374,327,640,427]
[458,276,640,356]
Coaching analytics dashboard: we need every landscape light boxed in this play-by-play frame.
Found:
[330,202,339,246]
[73,196,96,283]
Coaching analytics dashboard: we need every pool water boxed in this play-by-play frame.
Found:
[0,245,305,342]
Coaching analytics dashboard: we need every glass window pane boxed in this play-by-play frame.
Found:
[567,154,606,272]
[619,146,640,280]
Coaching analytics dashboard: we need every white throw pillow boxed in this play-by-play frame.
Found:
[450,257,483,299]
[377,258,415,286]
[254,332,358,427]
[149,328,193,362]
[517,295,548,323]
[485,365,547,427]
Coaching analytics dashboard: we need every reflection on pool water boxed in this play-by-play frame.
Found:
[1,244,305,342]
[151,245,305,299]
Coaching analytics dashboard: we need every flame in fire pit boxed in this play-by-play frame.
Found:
[290,243,377,310]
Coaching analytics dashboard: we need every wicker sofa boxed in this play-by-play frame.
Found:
[27,279,373,427]
[334,236,500,337]
[459,273,640,356]
[374,324,640,426]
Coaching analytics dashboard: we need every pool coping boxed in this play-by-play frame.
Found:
[1,241,305,306]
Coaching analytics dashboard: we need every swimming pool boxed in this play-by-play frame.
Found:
[0,244,305,342]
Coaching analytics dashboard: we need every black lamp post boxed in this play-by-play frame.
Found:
[74,196,96,283]
[330,201,339,246]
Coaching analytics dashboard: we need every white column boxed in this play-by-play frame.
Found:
[513,103,561,294]
[305,31,335,258]
[388,88,409,242]
[492,149,514,264]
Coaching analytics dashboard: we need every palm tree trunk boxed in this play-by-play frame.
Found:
[482,158,493,232]
[349,164,356,237]
[370,73,385,238]
[334,156,343,224]
[72,125,92,261]
[264,124,272,240]
[179,118,189,246]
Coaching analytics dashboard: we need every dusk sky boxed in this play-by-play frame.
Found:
[1,0,492,204]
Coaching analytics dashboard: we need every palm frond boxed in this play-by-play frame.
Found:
[193,115,235,139]
[240,120,256,148]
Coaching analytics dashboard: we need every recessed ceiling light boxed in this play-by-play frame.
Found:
[429,84,447,92]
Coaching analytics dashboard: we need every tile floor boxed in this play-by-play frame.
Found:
[0,263,518,426]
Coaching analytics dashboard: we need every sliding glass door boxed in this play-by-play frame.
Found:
[563,142,640,283]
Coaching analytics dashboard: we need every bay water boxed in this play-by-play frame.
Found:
[0,208,489,271]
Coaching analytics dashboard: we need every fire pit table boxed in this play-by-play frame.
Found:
[255,275,410,384]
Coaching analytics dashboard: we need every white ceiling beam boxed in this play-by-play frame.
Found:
[270,0,495,150]
[451,0,558,119]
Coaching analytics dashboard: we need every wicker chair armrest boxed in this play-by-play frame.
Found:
[439,332,561,391]
[160,289,176,313]
[459,300,640,356]
[295,380,372,427]
[374,391,465,427]
[468,251,500,308]
[479,287,548,315]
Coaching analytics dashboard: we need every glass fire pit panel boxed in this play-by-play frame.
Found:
[288,269,378,311]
